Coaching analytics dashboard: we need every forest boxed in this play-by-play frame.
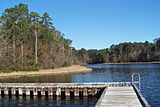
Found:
[1,3,160,72]
[0,3,78,71]
[77,40,160,64]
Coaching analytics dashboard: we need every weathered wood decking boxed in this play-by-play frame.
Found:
[0,82,130,88]
[95,86,142,107]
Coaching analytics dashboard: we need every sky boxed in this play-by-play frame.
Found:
[0,0,160,49]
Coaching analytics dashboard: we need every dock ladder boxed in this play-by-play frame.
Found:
[132,73,140,92]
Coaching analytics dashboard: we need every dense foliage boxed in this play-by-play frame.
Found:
[0,3,78,71]
[77,40,160,64]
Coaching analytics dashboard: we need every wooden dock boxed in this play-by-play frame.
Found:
[0,82,149,107]
[0,82,126,97]
[95,84,150,107]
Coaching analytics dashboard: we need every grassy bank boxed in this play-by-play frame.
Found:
[0,65,91,78]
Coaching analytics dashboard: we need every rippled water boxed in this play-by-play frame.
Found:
[0,96,97,107]
[0,63,160,107]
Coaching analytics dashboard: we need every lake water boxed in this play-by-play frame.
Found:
[0,63,160,107]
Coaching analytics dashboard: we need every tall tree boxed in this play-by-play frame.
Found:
[16,3,29,63]
[29,12,40,64]
[1,6,19,63]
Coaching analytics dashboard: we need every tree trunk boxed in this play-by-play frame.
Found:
[13,35,16,63]
[50,44,53,68]
[21,42,24,63]
[35,30,38,64]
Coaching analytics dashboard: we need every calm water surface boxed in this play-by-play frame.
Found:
[0,63,160,107]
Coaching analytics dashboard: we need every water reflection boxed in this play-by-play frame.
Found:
[0,74,73,83]
[0,96,98,107]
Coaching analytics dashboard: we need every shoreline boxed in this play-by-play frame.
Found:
[0,65,92,78]
[103,61,160,65]
[0,62,159,78]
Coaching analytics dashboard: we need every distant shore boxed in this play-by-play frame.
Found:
[104,61,160,65]
[0,65,92,78]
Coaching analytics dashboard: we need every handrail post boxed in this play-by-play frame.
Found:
[132,73,140,92]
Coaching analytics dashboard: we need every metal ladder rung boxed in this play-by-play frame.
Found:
[133,81,139,83]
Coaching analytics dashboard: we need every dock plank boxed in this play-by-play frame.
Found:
[95,86,142,107]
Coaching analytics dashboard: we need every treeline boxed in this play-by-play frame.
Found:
[77,39,160,64]
[0,3,78,71]
[1,3,160,72]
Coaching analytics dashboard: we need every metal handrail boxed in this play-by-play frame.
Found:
[132,73,140,92]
